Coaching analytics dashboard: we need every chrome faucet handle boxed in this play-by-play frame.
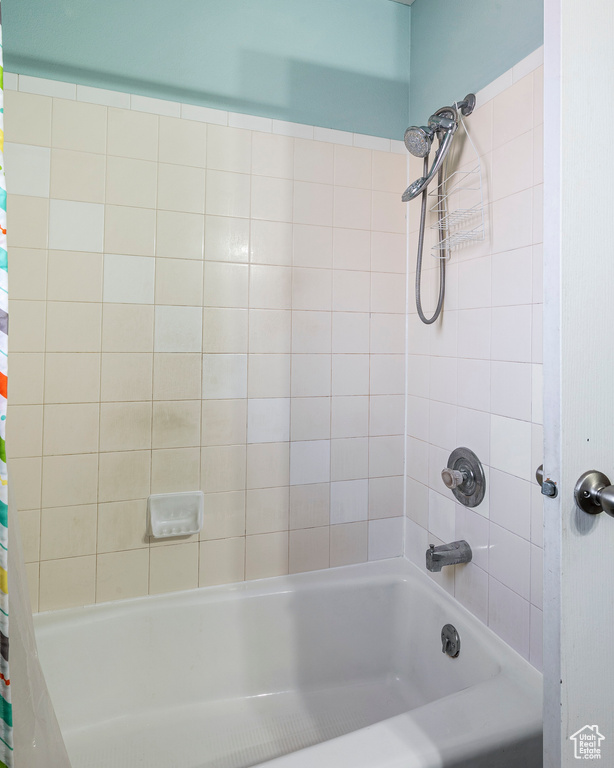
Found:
[441,468,465,490]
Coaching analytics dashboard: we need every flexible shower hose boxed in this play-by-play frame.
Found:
[415,156,446,324]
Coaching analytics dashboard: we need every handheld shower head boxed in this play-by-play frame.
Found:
[401,105,460,201]
[404,126,432,158]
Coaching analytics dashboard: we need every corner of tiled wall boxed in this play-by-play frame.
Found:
[404,46,544,671]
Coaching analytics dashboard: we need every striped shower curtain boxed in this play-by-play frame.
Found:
[0,4,13,767]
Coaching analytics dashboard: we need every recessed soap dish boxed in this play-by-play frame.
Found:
[148,491,204,538]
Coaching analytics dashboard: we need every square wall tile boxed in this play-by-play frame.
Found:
[293,267,332,312]
[334,187,371,231]
[290,441,330,486]
[291,398,330,442]
[157,210,204,260]
[330,479,368,524]
[331,437,368,482]
[205,170,250,218]
[332,270,369,313]
[102,304,154,352]
[202,354,247,399]
[369,435,404,478]
[107,108,158,160]
[104,205,155,256]
[201,399,246,446]
[251,132,294,179]
[332,312,369,354]
[201,490,245,540]
[245,532,288,580]
[43,403,99,455]
[333,228,370,271]
[155,258,203,306]
[154,306,202,353]
[294,139,333,184]
[45,302,102,352]
[368,517,403,560]
[5,143,50,197]
[289,483,330,530]
[97,499,148,553]
[9,247,47,301]
[291,354,331,398]
[251,220,293,266]
[42,453,98,508]
[98,450,151,503]
[203,308,248,354]
[157,163,205,214]
[151,447,200,494]
[7,195,48,249]
[40,505,97,560]
[369,476,404,519]
[39,556,96,611]
[201,445,246,493]
[151,353,200,401]
[289,527,329,573]
[200,537,245,586]
[246,487,289,535]
[330,521,368,566]
[96,548,150,602]
[204,262,249,308]
[292,311,331,353]
[206,125,251,173]
[101,353,153,402]
[8,300,46,352]
[5,91,52,147]
[103,253,155,304]
[100,402,152,452]
[106,156,157,209]
[9,353,45,405]
[47,250,103,303]
[246,442,289,490]
[249,265,291,310]
[7,405,42,458]
[251,176,293,223]
[294,224,333,269]
[52,99,106,153]
[150,542,199,594]
[247,398,290,443]
[49,199,104,252]
[488,577,530,659]
[293,181,333,227]
[159,116,206,167]
[334,145,371,189]
[331,396,369,439]
[248,309,291,353]
[19,509,41,563]
[44,353,101,403]
[205,216,249,263]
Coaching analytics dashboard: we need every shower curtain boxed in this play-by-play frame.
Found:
[0,7,13,766]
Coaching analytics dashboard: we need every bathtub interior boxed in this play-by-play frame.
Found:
[33,562,508,768]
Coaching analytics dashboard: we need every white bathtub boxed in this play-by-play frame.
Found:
[33,558,542,768]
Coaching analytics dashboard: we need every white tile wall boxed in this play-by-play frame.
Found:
[5,74,407,612]
[404,52,543,670]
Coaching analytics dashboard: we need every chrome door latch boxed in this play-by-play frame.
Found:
[574,470,614,516]
[536,465,558,498]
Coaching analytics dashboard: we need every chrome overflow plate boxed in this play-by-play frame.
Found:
[441,624,460,658]
[441,447,485,508]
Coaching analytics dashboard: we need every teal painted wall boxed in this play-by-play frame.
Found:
[3,0,410,139]
[410,0,543,122]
